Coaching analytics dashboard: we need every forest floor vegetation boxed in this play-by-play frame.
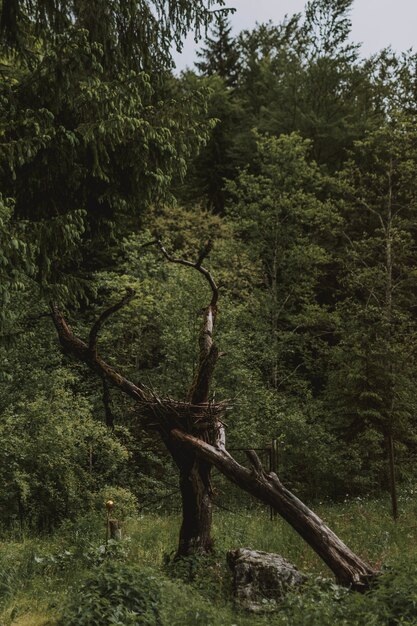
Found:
[1,495,417,625]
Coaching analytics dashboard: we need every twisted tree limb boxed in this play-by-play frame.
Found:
[50,299,150,404]
[89,288,135,358]
[50,295,226,435]
[155,239,218,307]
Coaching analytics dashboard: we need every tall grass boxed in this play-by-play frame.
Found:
[1,495,417,625]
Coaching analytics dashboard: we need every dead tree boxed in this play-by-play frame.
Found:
[50,240,378,590]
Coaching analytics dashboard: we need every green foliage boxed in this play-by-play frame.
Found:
[176,71,243,212]
[210,0,377,176]
[4,0,417,588]
[272,559,417,626]
[0,368,130,531]
[303,0,357,60]
[59,562,162,626]
[195,14,240,87]
[95,486,139,520]
[324,115,417,482]
[1,28,213,301]
[227,132,338,399]
[0,0,230,71]
[164,550,230,605]
[0,195,35,329]
[3,505,417,625]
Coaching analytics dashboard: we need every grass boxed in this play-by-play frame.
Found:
[2,495,417,625]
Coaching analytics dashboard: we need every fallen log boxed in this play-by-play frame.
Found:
[172,429,378,591]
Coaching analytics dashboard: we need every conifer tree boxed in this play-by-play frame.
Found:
[0,0,227,71]
[235,1,377,170]
[326,115,417,516]
[195,13,240,88]
[227,132,339,398]
[180,14,241,212]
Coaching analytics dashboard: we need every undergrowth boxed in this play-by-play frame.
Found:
[1,496,417,625]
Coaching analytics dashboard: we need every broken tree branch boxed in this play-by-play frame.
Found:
[151,238,220,405]
[155,239,218,307]
[50,302,227,434]
[246,449,264,475]
[50,301,150,404]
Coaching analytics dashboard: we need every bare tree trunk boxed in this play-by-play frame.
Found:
[163,422,215,557]
[165,436,214,557]
[384,162,398,520]
[156,240,220,556]
[386,433,398,520]
[50,240,379,590]
[177,456,213,556]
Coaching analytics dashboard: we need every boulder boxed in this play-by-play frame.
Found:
[227,548,306,612]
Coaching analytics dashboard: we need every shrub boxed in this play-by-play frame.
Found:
[95,486,139,520]
[59,562,162,626]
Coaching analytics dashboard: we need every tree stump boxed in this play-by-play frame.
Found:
[109,519,122,541]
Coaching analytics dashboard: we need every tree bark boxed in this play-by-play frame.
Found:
[164,434,214,557]
[177,455,213,556]
[155,240,219,556]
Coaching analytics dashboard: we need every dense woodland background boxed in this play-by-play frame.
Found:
[2,0,417,535]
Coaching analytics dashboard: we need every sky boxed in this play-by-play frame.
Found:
[172,0,417,72]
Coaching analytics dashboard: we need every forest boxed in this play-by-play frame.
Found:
[2,0,417,624]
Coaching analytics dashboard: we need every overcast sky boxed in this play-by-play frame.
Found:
[172,0,417,71]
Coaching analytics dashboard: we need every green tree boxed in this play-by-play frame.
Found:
[175,72,243,212]
[0,0,227,71]
[227,132,340,398]
[0,0,232,311]
[179,14,242,212]
[236,1,378,170]
[1,31,213,305]
[0,306,131,530]
[0,0,226,532]
[326,116,417,515]
[0,195,34,331]
[195,13,240,88]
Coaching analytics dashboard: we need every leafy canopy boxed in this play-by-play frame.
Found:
[0,0,232,70]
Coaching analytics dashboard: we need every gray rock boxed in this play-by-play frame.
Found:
[227,548,306,612]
